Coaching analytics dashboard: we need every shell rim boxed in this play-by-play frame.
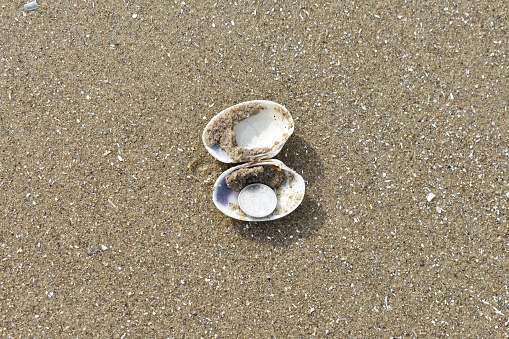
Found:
[212,159,305,221]
[202,100,294,164]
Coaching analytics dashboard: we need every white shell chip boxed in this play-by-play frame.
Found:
[24,0,39,11]
[238,183,277,218]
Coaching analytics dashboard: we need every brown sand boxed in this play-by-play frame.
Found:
[1,0,508,337]
[226,165,286,191]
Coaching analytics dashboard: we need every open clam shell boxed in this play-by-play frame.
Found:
[202,100,294,163]
[212,159,305,221]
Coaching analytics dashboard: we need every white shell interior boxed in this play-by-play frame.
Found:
[233,108,289,149]
[203,100,294,163]
[212,159,305,221]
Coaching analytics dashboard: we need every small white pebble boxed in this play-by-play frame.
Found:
[132,13,138,19]
[436,206,443,213]
[426,192,436,202]
[24,0,39,11]
[101,245,108,251]
[118,155,124,162]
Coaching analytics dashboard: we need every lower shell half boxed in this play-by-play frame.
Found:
[212,159,305,221]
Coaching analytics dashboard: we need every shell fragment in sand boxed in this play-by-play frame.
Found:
[426,192,436,202]
[24,0,40,11]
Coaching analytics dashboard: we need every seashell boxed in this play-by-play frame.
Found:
[202,100,294,163]
[24,0,39,11]
[203,100,305,221]
[212,159,305,221]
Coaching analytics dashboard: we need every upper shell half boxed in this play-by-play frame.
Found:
[212,159,305,221]
[202,100,294,163]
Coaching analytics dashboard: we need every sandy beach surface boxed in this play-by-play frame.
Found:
[1,0,508,337]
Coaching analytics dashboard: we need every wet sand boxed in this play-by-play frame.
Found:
[1,1,508,337]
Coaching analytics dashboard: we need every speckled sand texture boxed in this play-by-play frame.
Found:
[1,1,508,337]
